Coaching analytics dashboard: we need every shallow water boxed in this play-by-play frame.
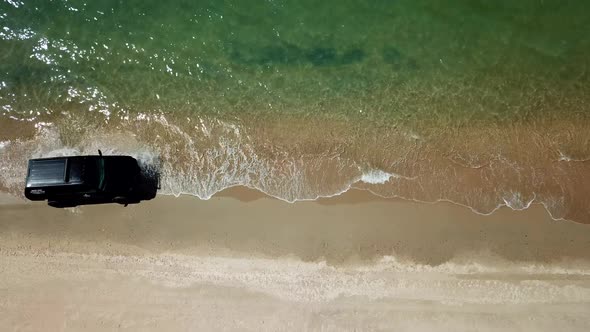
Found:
[1,0,589,221]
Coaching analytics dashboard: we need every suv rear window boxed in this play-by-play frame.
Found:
[27,159,66,186]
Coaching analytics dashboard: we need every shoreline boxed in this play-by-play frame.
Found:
[215,185,582,224]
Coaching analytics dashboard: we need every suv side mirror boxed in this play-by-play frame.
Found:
[98,149,102,156]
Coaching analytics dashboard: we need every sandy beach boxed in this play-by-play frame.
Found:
[1,188,590,331]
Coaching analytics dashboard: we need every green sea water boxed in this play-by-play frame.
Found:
[1,0,590,221]
[2,0,589,120]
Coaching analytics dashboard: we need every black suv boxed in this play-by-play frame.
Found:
[25,151,158,207]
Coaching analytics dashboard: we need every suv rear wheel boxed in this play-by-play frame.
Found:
[48,200,78,208]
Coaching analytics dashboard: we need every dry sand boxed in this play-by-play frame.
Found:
[1,188,590,331]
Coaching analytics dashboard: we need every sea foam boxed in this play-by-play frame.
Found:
[360,170,395,184]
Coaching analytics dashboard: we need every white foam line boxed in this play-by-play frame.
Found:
[159,168,417,203]
[160,181,574,224]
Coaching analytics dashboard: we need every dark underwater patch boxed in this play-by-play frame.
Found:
[339,48,366,65]
[305,47,337,66]
[228,41,366,67]
[382,46,418,70]
[258,43,304,65]
[382,46,402,65]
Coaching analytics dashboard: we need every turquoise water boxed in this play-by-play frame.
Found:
[1,0,589,221]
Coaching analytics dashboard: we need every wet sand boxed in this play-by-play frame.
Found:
[1,188,590,331]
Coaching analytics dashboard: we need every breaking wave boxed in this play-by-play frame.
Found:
[1,112,589,224]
